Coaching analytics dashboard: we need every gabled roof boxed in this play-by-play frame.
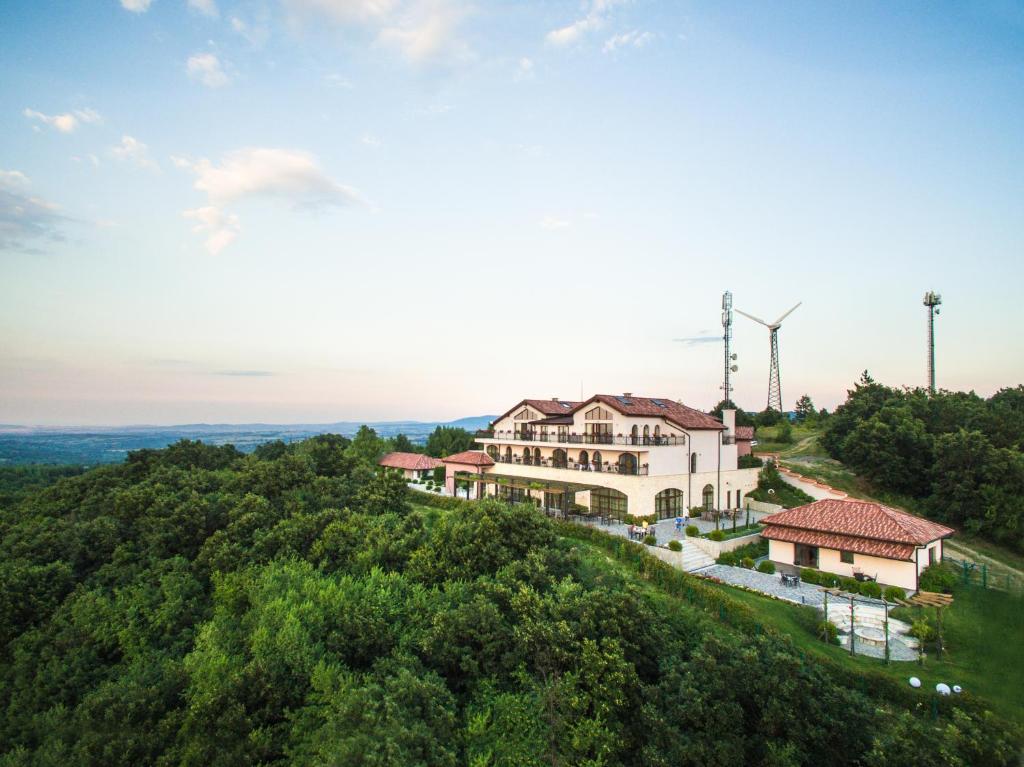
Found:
[571,394,725,431]
[491,399,580,425]
[762,499,954,561]
[441,450,495,467]
[378,452,443,471]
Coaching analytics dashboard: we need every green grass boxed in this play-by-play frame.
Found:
[704,522,763,540]
[705,579,1024,724]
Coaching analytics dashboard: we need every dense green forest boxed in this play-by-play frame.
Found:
[823,374,1024,552]
[1,435,1019,766]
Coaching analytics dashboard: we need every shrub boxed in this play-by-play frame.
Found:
[919,562,958,594]
[689,506,704,517]
[708,529,725,542]
[800,568,820,584]
[883,586,906,603]
[738,454,764,469]
[716,551,738,566]
[757,560,775,574]
[685,525,699,537]
[668,539,682,552]
[740,556,754,569]
[859,581,882,599]
[910,618,935,643]
[643,535,656,546]
[819,572,840,588]
[839,577,860,594]
[817,620,840,645]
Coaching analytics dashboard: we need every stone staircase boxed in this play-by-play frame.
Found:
[644,540,716,572]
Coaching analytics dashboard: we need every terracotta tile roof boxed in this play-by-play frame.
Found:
[762,526,916,561]
[378,452,443,471]
[735,426,755,440]
[573,394,726,431]
[762,499,954,561]
[492,399,580,424]
[441,450,495,467]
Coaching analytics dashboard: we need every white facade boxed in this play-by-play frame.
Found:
[768,538,945,592]
[474,396,759,518]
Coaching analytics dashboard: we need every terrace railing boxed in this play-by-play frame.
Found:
[477,429,684,447]
[493,454,649,476]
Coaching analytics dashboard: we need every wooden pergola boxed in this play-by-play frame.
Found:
[899,590,954,660]
[453,470,608,517]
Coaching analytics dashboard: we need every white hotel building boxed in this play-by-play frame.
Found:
[450,394,760,519]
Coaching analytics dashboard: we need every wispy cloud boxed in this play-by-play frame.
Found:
[514,56,534,80]
[540,215,570,231]
[187,53,230,88]
[546,0,626,47]
[23,107,101,134]
[360,133,382,148]
[111,135,159,170]
[188,0,219,17]
[603,29,652,53]
[120,0,152,12]
[673,334,721,346]
[0,170,69,253]
[231,14,270,47]
[175,147,366,253]
[213,369,275,377]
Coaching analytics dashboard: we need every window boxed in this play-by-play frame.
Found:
[617,453,638,475]
[736,490,742,507]
[552,449,567,468]
[690,453,698,473]
[929,546,937,565]
[655,488,684,519]
[654,425,661,437]
[578,450,589,468]
[592,451,602,470]
[591,488,627,520]
[726,490,732,508]
[504,446,512,462]
[631,425,639,444]
[514,408,538,421]
[643,425,650,445]
[841,550,854,564]
[585,406,613,420]
[702,484,715,511]
[534,447,541,465]
[523,449,532,465]
[486,445,498,460]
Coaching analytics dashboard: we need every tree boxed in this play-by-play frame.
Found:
[345,425,386,466]
[390,433,416,453]
[424,426,475,458]
[794,394,816,423]
[755,408,783,427]
[710,400,755,428]
[840,405,933,496]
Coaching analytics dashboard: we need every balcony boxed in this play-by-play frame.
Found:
[477,429,684,447]
[493,454,649,476]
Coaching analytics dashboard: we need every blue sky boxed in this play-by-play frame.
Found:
[1,0,1022,425]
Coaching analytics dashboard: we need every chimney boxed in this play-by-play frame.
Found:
[552,397,560,401]
[623,392,632,397]
[722,408,736,436]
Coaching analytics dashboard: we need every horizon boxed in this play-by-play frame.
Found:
[2,1,1023,425]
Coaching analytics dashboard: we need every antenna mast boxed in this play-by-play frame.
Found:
[721,291,736,403]
[924,291,942,394]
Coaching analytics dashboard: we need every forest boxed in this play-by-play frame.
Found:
[0,433,1020,766]
[822,374,1024,552]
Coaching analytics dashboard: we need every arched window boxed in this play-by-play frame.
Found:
[702,484,715,511]
[654,425,661,438]
[643,425,650,445]
[655,488,684,519]
[552,448,567,468]
[578,450,589,468]
[592,451,603,471]
[617,453,638,475]
[523,448,532,465]
[630,425,639,445]
[504,446,512,463]
[486,445,498,460]
[690,453,698,473]
[534,447,542,465]
[590,488,627,521]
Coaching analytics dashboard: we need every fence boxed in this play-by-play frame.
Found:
[943,555,1023,594]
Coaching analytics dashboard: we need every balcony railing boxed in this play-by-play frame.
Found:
[477,429,684,447]
[493,455,649,476]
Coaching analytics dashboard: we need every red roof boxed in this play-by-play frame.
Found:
[735,426,755,440]
[571,394,725,431]
[441,450,495,467]
[762,499,954,561]
[379,452,443,471]
[492,398,580,424]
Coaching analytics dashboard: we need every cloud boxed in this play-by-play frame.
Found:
[546,0,626,47]
[120,0,152,11]
[213,369,275,376]
[515,56,534,80]
[231,14,270,46]
[541,215,570,231]
[0,170,69,253]
[187,53,230,87]
[183,206,240,254]
[23,107,101,134]
[673,335,721,346]
[111,135,159,170]
[188,0,218,16]
[284,0,470,64]
[325,73,354,88]
[603,29,652,53]
[360,133,381,147]
[176,147,365,252]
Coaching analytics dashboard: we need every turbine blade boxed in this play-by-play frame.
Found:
[773,302,802,325]
[735,308,770,326]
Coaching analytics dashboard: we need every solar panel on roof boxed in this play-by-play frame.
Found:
[616,396,632,405]
[651,399,667,408]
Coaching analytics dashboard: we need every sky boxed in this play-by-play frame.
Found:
[1,0,1022,426]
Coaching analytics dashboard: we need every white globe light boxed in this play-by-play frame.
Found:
[936,683,952,696]
[953,685,962,694]
[908,677,921,688]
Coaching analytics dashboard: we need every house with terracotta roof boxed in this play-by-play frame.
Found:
[441,450,495,499]
[378,451,444,480]
[467,393,759,518]
[735,426,755,457]
[762,499,955,591]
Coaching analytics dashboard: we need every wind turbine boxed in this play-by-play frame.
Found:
[735,302,801,412]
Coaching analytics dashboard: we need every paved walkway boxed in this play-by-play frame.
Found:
[576,512,768,545]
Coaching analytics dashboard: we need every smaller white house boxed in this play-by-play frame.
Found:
[762,499,955,592]
[378,452,444,480]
